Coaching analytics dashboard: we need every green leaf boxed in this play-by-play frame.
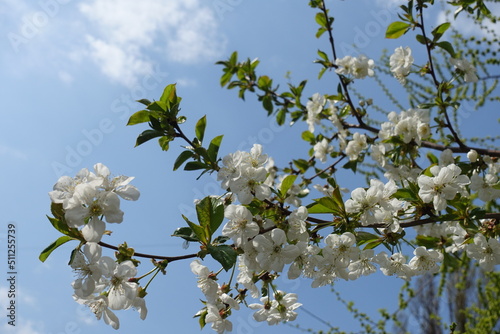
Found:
[136,99,152,106]
[174,150,195,171]
[293,159,310,173]
[184,161,208,171]
[147,101,167,112]
[315,12,327,27]
[356,231,380,245]
[39,236,75,262]
[301,131,315,143]
[316,27,327,38]
[158,136,171,151]
[313,196,344,216]
[127,110,150,126]
[135,129,164,147]
[280,175,298,199]
[342,160,358,173]
[317,49,329,62]
[431,22,450,42]
[172,226,200,242]
[50,202,65,220]
[276,109,286,126]
[207,135,223,162]
[262,95,273,115]
[182,215,207,244]
[363,239,383,250]
[415,235,439,249]
[207,244,237,271]
[426,152,439,164]
[436,41,455,57]
[196,197,225,241]
[392,188,418,201]
[257,75,272,89]
[159,84,178,104]
[307,202,335,214]
[195,115,207,143]
[385,21,410,39]
[47,216,71,235]
[416,34,431,45]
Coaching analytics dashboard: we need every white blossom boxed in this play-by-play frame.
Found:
[222,204,258,246]
[450,57,478,82]
[374,252,413,281]
[74,295,120,329]
[306,93,326,133]
[466,234,500,271]
[345,132,367,161]
[408,246,443,275]
[336,55,375,79]
[249,291,301,325]
[470,172,500,202]
[253,228,301,272]
[190,260,219,301]
[389,46,414,84]
[418,164,470,211]
[314,138,334,163]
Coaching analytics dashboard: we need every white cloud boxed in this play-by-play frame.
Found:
[1,321,43,334]
[85,36,153,88]
[0,144,28,161]
[437,3,500,38]
[58,70,74,84]
[79,0,226,87]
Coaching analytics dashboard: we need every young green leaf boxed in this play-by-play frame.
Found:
[127,110,150,126]
[182,215,207,244]
[385,21,410,39]
[172,226,200,242]
[195,115,207,143]
[431,22,450,42]
[280,175,298,199]
[173,150,195,171]
[196,197,225,241]
[159,84,178,105]
[135,129,164,147]
[39,236,75,262]
[207,135,224,162]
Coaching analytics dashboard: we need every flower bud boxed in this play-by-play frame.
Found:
[467,149,478,162]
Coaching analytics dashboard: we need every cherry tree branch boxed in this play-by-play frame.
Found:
[98,241,199,262]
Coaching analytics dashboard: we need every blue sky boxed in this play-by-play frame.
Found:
[1,0,499,333]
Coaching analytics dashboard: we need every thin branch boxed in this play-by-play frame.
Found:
[305,154,346,182]
[98,241,198,262]
[346,122,500,157]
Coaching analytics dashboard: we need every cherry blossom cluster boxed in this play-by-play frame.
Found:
[183,140,499,333]
[335,54,375,79]
[217,144,272,205]
[49,163,140,243]
[389,46,478,84]
[49,164,146,329]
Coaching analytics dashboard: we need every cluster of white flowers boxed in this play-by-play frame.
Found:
[217,144,272,205]
[345,132,368,161]
[49,163,140,242]
[49,164,145,329]
[389,46,414,84]
[191,260,240,333]
[379,108,431,146]
[335,55,375,79]
[306,92,326,133]
[313,138,334,163]
[469,153,500,202]
[345,179,402,231]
